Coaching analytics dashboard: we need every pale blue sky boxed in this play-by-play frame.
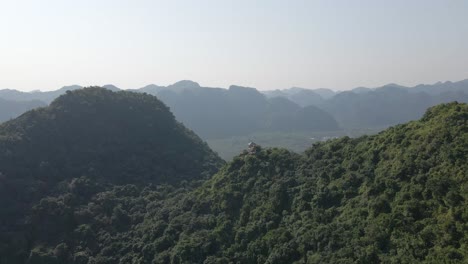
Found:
[0,0,467,91]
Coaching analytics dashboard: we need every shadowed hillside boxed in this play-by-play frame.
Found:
[0,88,224,263]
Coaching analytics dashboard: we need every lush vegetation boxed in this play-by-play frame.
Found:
[0,88,224,263]
[0,88,466,263]
[65,102,464,264]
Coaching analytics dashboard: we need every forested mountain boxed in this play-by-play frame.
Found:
[0,98,46,123]
[84,102,465,263]
[0,89,465,262]
[0,88,223,263]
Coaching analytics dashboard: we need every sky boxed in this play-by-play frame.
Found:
[0,0,467,92]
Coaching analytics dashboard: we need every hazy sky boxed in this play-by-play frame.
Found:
[0,0,467,91]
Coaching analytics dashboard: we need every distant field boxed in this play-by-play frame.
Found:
[207,128,386,160]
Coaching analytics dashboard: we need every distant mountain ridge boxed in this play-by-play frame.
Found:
[1,78,467,135]
[346,80,468,96]
[0,85,82,103]
[1,81,341,137]
[3,78,467,99]
[323,85,468,129]
[0,98,46,122]
[153,84,340,138]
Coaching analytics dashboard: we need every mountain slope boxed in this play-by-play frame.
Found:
[126,102,467,263]
[0,88,224,263]
[15,102,467,263]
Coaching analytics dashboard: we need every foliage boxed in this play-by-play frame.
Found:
[0,88,223,263]
[0,94,466,263]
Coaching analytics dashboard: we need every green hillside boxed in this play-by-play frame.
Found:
[121,102,467,263]
[0,97,466,263]
[0,88,224,263]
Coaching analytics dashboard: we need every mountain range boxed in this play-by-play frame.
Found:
[2,79,467,128]
[1,79,467,159]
